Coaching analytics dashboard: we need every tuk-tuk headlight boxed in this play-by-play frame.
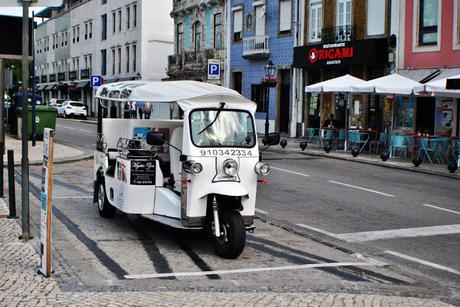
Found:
[183,160,203,174]
[223,159,239,176]
[254,162,270,176]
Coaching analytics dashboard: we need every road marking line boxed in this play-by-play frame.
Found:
[384,250,460,275]
[327,180,395,197]
[296,223,338,237]
[54,196,93,199]
[336,224,460,242]
[124,261,383,279]
[255,208,268,214]
[422,204,460,215]
[270,167,310,177]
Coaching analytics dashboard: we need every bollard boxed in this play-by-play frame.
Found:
[7,150,16,219]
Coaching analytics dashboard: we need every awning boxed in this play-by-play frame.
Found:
[366,73,421,95]
[44,84,57,91]
[36,85,46,91]
[76,81,90,89]
[414,73,460,98]
[398,69,441,83]
[305,74,374,93]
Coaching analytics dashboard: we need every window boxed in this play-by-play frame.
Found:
[279,0,292,34]
[337,0,352,27]
[118,48,122,74]
[89,21,93,39]
[127,7,130,29]
[101,14,107,40]
[232,71,242,94]
[77,26,80,42]
[101,49,107,75]
[214,13,223,49]
[126,46,130,72]
[72,28,76,44]
[367,0,385,36]
[65,31,68,46]
[133,44,137,71]
[233,8,243,41]
[194,22,201,52]
[251,84,265,112]
[254,4,266,36]
[118,10,122,32]
[102,0,107,4]
[112,49,116,74]
[419,0,438,45]
[455,0,460,47]
[61,32,64,47]
[133,3,137,27]
[112,11,116,33]
[177,23,183,54]
[85,23,88,40]
[309,0,322,42]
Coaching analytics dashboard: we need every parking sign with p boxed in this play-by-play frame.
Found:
[90,75,103,87]
[207,59,221,81]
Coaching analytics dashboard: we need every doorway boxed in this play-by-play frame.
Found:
[232,71,242,94]
[416,97,435,134]
[335,93,347,128]
[279,70,290,134]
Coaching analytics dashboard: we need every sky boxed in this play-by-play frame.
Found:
[0,7,46,17]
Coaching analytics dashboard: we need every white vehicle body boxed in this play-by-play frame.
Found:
[58,101,88,118]
[93,81,270,258]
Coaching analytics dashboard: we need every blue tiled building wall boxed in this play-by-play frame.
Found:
[230,0,294,122]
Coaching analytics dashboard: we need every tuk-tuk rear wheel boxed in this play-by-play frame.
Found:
[97,182,116,218]
[212,210,246,259]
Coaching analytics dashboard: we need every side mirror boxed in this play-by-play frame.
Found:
[262,132,280,146]
[146,131,165,146]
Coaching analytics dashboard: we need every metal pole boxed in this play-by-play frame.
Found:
[32,10,37,147]
[7,150,16,219]
[0,58,5,198]
[264,83,269,138]
[21,0,31,241]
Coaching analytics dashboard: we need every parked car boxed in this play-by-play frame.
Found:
[48,98,65,109]
[58,101,87,119]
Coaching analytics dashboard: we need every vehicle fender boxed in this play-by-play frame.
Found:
[198,182,249,199]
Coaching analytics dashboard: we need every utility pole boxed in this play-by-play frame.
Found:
[0,58,5,198]
[21,0,31,241]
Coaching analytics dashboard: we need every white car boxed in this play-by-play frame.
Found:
[58,101,87,119]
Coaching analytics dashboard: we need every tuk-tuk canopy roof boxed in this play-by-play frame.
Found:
[95,80,256,112]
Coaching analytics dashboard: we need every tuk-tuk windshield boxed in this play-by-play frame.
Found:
[190,109,256,148]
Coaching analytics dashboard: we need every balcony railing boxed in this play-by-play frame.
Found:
[40,75,47,83]
[80,68,90,79]
[321,25,355,43]
[58,72,66,81]
[242,35,269,59]
[69,70,78,80]
[49,74,56,82]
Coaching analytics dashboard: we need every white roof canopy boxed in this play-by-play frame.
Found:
[305,74,374,93]
[95,80,257,112]
[414,74,460,98]
[366,73,422,95]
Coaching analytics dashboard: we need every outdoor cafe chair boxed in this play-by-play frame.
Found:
[336,130,346,150]
[348,131,370,154]
[373,132,387,154]
[320,129,336,148]
[389,135,407,159]
[306,128,319,145]
[418,138,437,164]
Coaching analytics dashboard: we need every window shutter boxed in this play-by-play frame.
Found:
[234,9,243,33]
[279,0,292,32]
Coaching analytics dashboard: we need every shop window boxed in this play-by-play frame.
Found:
[233,8,243,41]
[309,0,322,42]
[252,84,265,112]
[419,0,438,46]
[279,0,292,34]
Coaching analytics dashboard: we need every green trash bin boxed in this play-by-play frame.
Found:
[16,106,58,139]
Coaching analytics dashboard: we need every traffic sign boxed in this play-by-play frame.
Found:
[90,75,103,87]
[1,0,63,7]
[207,59,221,81]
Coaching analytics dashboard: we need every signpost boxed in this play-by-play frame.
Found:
[39,128,54,277]
[207,59,221,83]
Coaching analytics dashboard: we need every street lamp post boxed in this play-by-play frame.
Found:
[263,60,276,139]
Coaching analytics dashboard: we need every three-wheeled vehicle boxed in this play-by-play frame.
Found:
[93,81,275,258]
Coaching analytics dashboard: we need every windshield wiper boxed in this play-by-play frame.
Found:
[197,102,225,135]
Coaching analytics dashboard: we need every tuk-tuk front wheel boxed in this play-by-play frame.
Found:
[97,182,116,218]
[212,210,246,259]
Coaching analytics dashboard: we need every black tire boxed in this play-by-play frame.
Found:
[96,181,116,218]
[212,210,246,259]
[63,112,67,119]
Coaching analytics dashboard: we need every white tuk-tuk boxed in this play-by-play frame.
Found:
[93,81,277,258]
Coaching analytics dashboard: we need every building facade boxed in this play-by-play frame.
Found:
[34,0,173,116]
[167,0,227,83]
[395,0,460,137]
[230,0,295,134]
[293,0,392,134]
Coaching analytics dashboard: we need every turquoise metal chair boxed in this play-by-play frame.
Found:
[336,130,346,150]
[306,128,319,145]
[373,132,387,153]
[348,131,370,154]
[389,135,407,159]
[320,129,336,147]
[418,138,435,164]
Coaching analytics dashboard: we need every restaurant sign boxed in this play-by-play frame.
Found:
[293,38,387,69]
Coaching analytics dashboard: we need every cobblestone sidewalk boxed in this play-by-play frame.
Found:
[0,200,452,306]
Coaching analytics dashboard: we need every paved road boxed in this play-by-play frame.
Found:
[260,149,460,295]
[46,118,459,304]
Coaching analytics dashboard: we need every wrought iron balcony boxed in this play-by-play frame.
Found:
[58,72,66,81]
[80,68,90,79]
[321,25,355,43]
[242,35,269,59]
[69,70,78,80]
[49,74,56,82]
[40,75,48,83]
